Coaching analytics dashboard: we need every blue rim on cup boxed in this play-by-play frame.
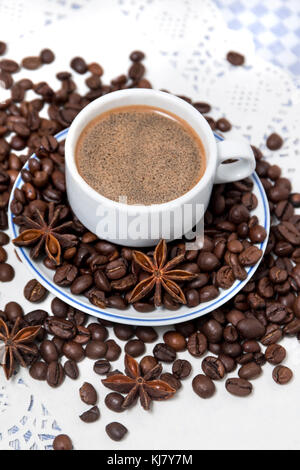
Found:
[8,129,270,326]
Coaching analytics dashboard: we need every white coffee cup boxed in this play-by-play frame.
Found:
[65,89,255,247]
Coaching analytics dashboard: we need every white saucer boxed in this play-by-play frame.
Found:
[8,129,270,326]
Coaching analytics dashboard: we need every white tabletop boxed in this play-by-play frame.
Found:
[0,0,300,450]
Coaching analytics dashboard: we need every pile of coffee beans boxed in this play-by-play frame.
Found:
[1,42,300,450]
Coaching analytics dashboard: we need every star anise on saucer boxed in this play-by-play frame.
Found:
[0,318,41,380]
[128,239,197,306]
[13,202,78,265]
[102,354,176,410]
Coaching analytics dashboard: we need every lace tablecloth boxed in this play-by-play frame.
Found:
[0,0,300,450]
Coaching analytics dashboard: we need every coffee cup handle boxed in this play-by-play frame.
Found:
[214,140,256,184]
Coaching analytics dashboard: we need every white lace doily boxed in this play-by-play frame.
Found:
[1,0,300,450]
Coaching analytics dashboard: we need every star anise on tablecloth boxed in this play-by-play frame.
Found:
[0,318,41,380]
[102,354,176,410]
[128,239,197,306]
[12,202,78,265]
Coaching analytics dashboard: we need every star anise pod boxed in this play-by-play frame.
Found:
[129,239,197,306]
[12,202,78,265]
[0,317,41,380]
[102,354,176,410]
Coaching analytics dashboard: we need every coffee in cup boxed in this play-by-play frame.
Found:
[75,105,206,205]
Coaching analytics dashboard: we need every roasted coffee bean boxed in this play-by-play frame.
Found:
[46,317,76,340]
[225,377,252,396]
[242,340,261,353]
[88,62,103,76]
[85,340,107,360]
[236,352,254,365]
[216,118,231,132]
[4,301,23,322]
[283,318,300,336]
[52,337,65,355]
[265,344,286,365]
[51,297,69,318]
[71,274,93,294]
[237,318,265,339]
[227,240,243,253]
[187,332,207,357]
[185,289,200,307]
[221,341,242,358]
[199,285,219,302]
[40,339,59,363]
[172,359,192,379]
[0,232,9,245]
[106,422,127,441]
[29,361,48,381]
[53,434,73,451]
[0,246,7,263]
[0,263,14,282]
[249,225,267,243]
[67,309,86,326]
[253,352,266,366]
[0,59,19,73]
[223,325,238,343]
[260,324,282,345]
[226,309,245,326]
[46,361,65,388]
[132,301,155,312]
[0,41,7,55]
[125,339,145,357]
[163,331,186,352]
[266,303,288,323]
[54,264,78,287]
[105,392,125,412]
[197,251,220,271]
[70,57,87,74]
[105,258,127,280]
[218,354,236,373]
[73,326,90,345]
[272,365,293,384]
[226,51,245,66]
[105,339,121,361]
[153,343,176,362]
[79,406,100,423]
[202,356,225,380]
[140,356,158,375]
[24,279,47,302]
[40,48,55,64]
[239,246,262,266]
[194,102,211,114]
[94,359,111,375]
[201,319,223,343]
[130,50,145,62]
[266,133,283,150]
[88,323,108,342]
[175,321,195,338]
[192,374,215,399]
[94,270,111,292]
[135,326,158,343]
[106,295,127,310]
[160,372,181,390]
[238,362,262,380]
[216,266,235,289]
[79,382,97,405]
[64,360,79,379]
[63,341,85,362]
[113,323,135,341]
[22,56,41,70]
